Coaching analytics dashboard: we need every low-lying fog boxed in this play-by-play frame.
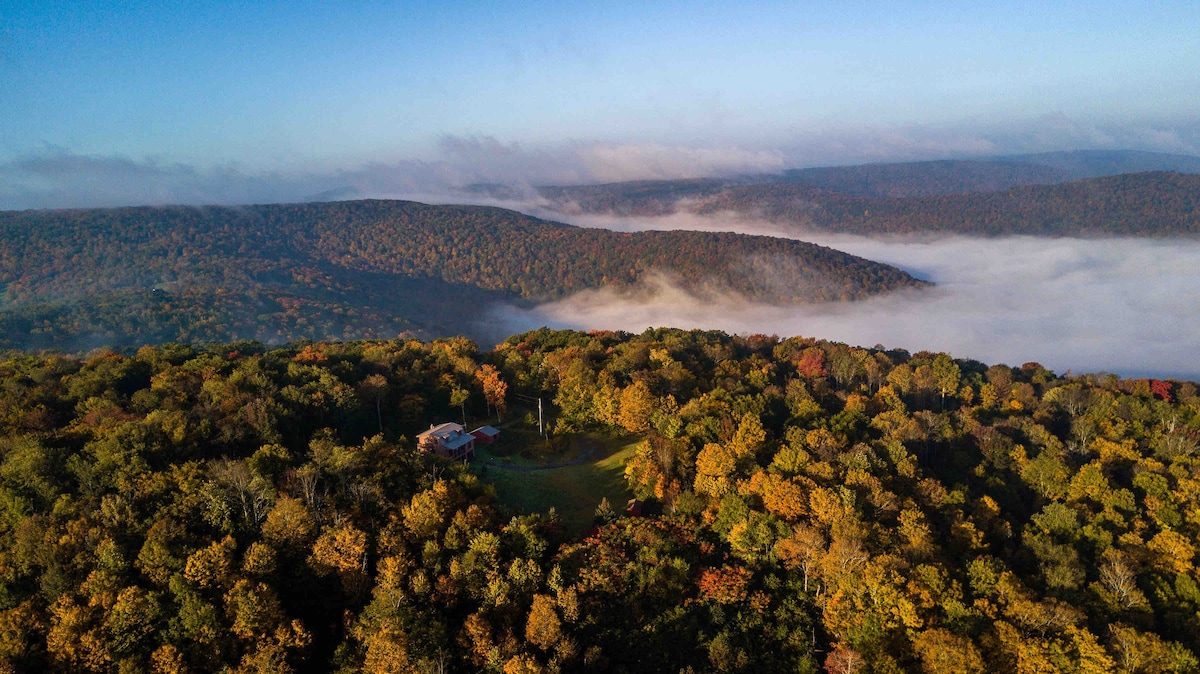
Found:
[490,211,1200,380]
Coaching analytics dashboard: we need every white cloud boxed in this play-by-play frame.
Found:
[576,143,784,182]
[777,126,1002,167]
[492,211,1200,380]
[773,115,1200,167]
[5,113,1200,210]
[0,140,785,210]
[0,149,332,209]
[433,135,785,184]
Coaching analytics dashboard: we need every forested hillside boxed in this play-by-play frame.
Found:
[541,171,1200,236]
[1,328,1200,672]
[0,201,923,349]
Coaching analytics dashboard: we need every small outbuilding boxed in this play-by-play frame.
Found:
[471,425,501,444]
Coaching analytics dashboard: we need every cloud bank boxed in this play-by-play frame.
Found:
[4,114,1199,210]
[491,215,1200,380]
[0,140,783,210]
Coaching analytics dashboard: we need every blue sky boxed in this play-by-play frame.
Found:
[2,1,1199,206]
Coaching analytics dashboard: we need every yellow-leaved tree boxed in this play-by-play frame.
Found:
[618,381,656,433]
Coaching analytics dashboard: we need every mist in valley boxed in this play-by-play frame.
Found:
[489,210,1200,380]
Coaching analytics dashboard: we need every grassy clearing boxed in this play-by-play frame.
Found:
[478,426,577,466]
[472,432,639,535]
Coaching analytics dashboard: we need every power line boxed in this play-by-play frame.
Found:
[511,393,545,436]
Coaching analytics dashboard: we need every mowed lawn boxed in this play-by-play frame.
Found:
[472,433,639,535]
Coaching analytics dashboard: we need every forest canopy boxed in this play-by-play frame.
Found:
[0,328,1199,672]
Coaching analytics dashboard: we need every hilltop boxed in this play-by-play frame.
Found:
[0,200,924,350]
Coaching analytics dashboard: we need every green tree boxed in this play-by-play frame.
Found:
[931,354,960,410]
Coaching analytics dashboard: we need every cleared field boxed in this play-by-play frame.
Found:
[472,432,638,535]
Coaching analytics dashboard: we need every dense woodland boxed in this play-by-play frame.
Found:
[2,328,1200,672]
[0,201,921,350]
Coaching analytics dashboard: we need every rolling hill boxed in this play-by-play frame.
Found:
[538,169,1200,237]
[0,200,926,350]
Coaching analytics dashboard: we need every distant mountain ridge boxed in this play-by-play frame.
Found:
[534,150,1200,236]
[995,149,1200,180]
[776,159,1070,198]
[538,149,1200,202]
[773,150,1200,198]
[692,171,1200,236]
[0,200,925,349]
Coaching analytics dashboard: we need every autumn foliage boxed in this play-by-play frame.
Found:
[0,329,1199,671]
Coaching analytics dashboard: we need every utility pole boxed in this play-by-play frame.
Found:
[512,393,545,437]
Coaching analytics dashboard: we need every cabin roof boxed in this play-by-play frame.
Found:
[417,422,465,439]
